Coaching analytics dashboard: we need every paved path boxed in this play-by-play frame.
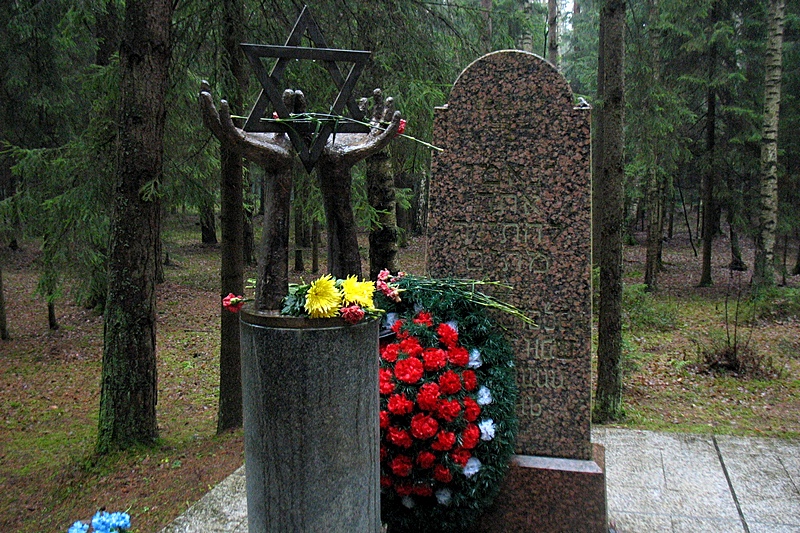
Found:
[161,428,800,532]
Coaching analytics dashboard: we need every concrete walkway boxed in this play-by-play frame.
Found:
[160,428,800,532]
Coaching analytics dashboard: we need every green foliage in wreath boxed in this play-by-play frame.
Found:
[375,273,519,533]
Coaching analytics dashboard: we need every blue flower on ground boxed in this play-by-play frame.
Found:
[69,522,89,533]
[67,510,130,533]
[109,512,131,530]
[92,511,113,533]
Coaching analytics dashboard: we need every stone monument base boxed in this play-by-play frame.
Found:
[468,444,607,533]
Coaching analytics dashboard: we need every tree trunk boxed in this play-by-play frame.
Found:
[753,0,785,289]
[591,13,605,267]
[294,201,305,271]
[94,0,121,67]
[727,207,747,271]
[793,229,800,276]
[698,1,718,287]
[782,234,788,285]
[218,146,245,430]
[667,190,675,240]
[644,168,665,290]
[215,0,250,433]
[0,264,9,340]
[200,197,217,244]
[594,0,625,423]
[481,0,493,53]
[367,150,398,280]
[395,171,412,246]
[243,206,255,265]
[97,0,172,454]
[255,170,292,309]
[312,219,320,273]
[317,161,363,279]
[547,0,559,66]
[47,301,59,331]
[644,0,664,292]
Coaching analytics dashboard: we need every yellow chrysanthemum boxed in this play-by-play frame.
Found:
[304,275,342,318]
[341,275,375,308]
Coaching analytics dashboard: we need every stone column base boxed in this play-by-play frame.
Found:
[469,444,607,533]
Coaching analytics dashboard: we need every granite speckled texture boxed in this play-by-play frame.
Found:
[239,310,380,532]
[427,51,606,532]
[427,50,592,460]
[468,444,607,533]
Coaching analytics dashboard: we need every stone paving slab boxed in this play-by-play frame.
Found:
[715,435,800,531]
[159,466,248,533]
[161,429,800,533]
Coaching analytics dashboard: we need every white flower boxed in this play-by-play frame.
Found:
[384,312,399,329]
[468,348,483,369]
[435,488,452,505]
[477,386,493,405]
[479,418,496,441]
[401,496,415,508]
[446,320,458,333]
[464,457,482,478]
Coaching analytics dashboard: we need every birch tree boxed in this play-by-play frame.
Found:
[753,0,786,288]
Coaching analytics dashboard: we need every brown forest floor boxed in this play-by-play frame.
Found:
[1,215,799,532]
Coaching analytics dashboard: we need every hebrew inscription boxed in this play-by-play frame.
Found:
[427,51,592,460]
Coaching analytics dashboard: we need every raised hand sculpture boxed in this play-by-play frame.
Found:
[200,82,402,304]
[317,88,402,279]
[200,82,296,310]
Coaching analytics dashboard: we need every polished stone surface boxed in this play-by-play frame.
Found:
[161,428,800,532]
[238,316,380,532]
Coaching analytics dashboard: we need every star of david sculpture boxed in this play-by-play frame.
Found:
[199,5,402,310]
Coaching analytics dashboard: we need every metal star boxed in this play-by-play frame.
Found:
[240,5,371,171]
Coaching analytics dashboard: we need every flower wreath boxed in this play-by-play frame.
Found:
[375,271,519,533]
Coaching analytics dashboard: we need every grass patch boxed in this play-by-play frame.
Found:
[623,283,678,332]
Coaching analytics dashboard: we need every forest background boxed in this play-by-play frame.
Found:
[1,0,800,531]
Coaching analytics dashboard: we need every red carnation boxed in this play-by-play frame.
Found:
[461,423,481,449]
[451,447,472,467]
[388,393,414,415]
[462,369,478,391]
[433,463,453,483]
[222,293,245,313]
[399,337,424,358]
[410,413,439,440]
[380,410,390,429]
[422,348,447,372]
[437,323,458,347]
[379,368,395,395]
[390,455,414,477]
[431,430,456,451]
[413,311,433,327]
[463,396,481,422]
[395,357,424,384]
[448,346,469,367]
[340,304,365,324]
[396,119,407,137]
[412,484,433,497]
[380,445,387,461]
[381,475,393,488]
[395,483,413,496]
[438,370,462,395]
[381,343,400,362]
[416,382,441,411]
[436,398,462,422]
[387,427,413,448]
[416,451,437,469]
[391,319,408,339]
